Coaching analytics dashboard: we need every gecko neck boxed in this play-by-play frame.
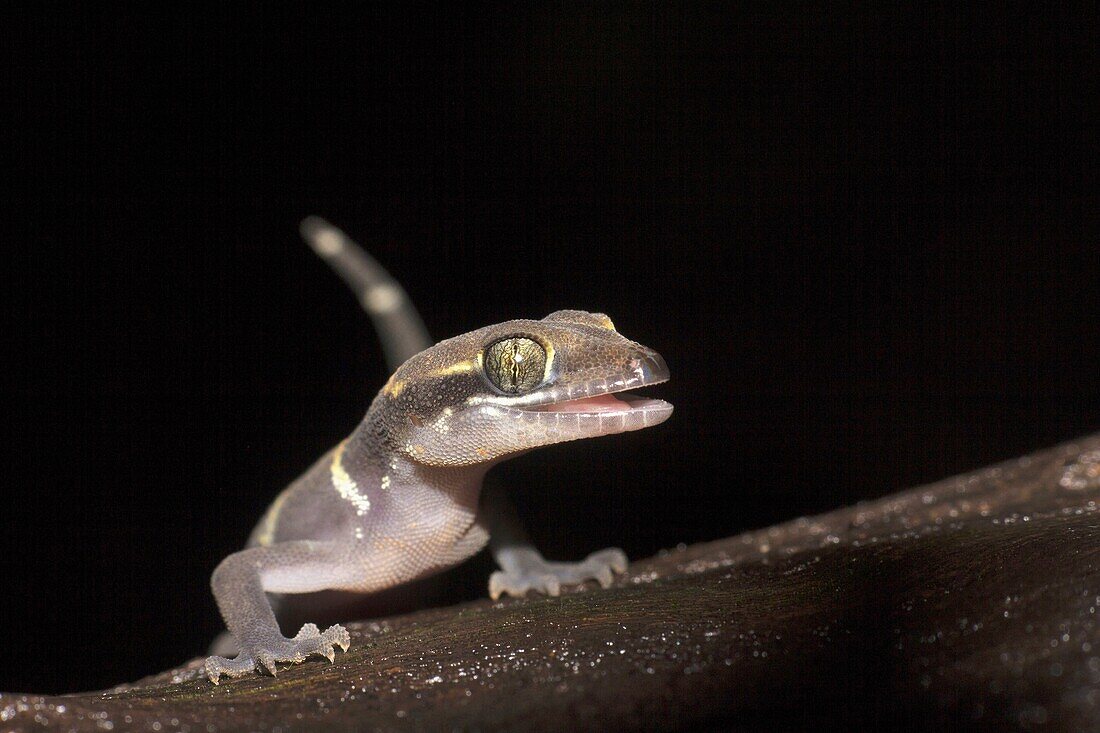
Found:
[342,407,490,511]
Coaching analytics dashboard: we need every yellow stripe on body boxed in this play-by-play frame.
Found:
[331,440,371,516]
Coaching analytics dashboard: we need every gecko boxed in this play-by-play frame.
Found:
[203,218,673,683]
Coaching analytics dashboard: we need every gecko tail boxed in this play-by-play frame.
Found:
[300,216,434,372]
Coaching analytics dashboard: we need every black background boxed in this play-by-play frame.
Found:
[3,5,1095,694]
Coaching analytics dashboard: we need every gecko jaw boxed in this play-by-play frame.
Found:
[524,387,670,416]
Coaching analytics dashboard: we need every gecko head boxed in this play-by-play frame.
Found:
[375,310,672,467]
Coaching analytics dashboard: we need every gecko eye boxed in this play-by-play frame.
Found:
[483,337,547,394]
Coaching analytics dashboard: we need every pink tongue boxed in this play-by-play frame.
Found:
[541,393,628,413]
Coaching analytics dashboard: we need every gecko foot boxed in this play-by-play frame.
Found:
[204,623,351,684]
[489,547,628,600]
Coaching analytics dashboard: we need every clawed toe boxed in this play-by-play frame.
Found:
[594,565,614,588]
[294,623,321,641]
[591,547,629,574]
[205,652,257,685]
[329,624,352,652]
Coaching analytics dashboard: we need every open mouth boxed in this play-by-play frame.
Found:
[530,390,670,415]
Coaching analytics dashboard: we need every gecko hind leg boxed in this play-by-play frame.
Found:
[488,546,629,600]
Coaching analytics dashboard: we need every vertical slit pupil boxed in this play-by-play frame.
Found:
[509,341,521,389]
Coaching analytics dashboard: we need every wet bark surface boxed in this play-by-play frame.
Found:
[3,436,1098,732]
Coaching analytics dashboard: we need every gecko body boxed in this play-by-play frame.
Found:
[204,219,672,683]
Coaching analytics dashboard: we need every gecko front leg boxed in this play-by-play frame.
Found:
[204,541,351,684]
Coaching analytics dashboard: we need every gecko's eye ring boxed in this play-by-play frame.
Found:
[483,337,547,394]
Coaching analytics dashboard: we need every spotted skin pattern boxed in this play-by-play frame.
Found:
[204,222,672,683]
